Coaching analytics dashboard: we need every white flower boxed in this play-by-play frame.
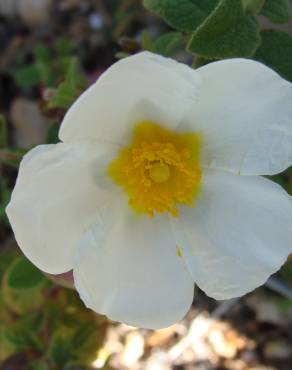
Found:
[6,52,292,329]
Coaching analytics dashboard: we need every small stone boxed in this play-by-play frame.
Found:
[0,0,52,26]
[263,340,292,360]
[146,326,177,348]
[88,13,103,30]
[122,331,144,367]
[0,0,19,18]
[18,0,52,26]
[58,0,82,11]
[10,98,50,147]
[246,294,285,325]
[207,322,248,360]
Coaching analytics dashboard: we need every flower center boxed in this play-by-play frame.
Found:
[108,121,202,217]
[149,162,170,183]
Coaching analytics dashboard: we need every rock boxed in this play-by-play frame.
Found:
[246,294,285,325]
[263,340,292,360]
[0,0,19,18]
[18,0,52,26]
[0,0,52,26]
[10,97,50,147]
[58,0,82,11]
[207,322,248,359]
[146,326,177,348]
[144,351,170,370]
[122,331,144,368]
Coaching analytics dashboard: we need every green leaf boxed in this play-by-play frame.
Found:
[142,31,182,56]
[143,0,219,32]
[72,323,96,349]
[242,0,265,14]
[279,259,292,282]
[0,147,27,168]
[154,32,182,56]
[30,360,51,370]
[14,64,41,87]
[254,30,292,82]
[141,30,156,51]
[3,314,44,352]
[277,298,292,311]
[55,38,73,57]
[34,44,51,63]
[72,322,102,362]
[47,58,87,109]
[3,326,35,352]
[65,58,85,88]
[0,177,11,222]
[3,280,45,314]
[48,83,79,109]
[193,56,214,68]
[7,256,45,289]
[0,251,16,280]
[36,60,54,87]
[261,0,292,23]
[46,124,60,144]
[48,332,73,366]
[115,51,130,59]
[188,0,261,59]
[0,115,7,147]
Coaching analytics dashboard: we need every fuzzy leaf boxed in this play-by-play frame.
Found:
[46,124,59,144]
[141,30,156,51]
[143,0,219,32]
[47,58,87,109]
[3,314,44,352]
[261,0,292,23]
[7,257,45,290]
[0,178,11,222]
[30,361,51,370]
[0,115,7,147]
[34,44,51,63]
[194,56,214,68]
[242,0,265,14]
[72,322,104,363]
[142,31,184,56]
[0,148,27,168]
[0,251,16,280]
[154,32,182,56]
[48,332,73,366]
[255,30,292,82]
[14,65,41,88]
[55,38,73,57]
[188,0,261,58]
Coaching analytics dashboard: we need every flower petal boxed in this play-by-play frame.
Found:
[181,58,292,175]
[176,170,292,300]
[6,141,118,274]
[59,52,200,145]
[73,202,194,329]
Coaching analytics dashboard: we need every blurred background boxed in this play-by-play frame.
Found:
[0,1,292,369]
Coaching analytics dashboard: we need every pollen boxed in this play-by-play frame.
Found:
[108,121,202,217]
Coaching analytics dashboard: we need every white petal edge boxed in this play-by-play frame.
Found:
[73,200,194,329]
[172,170,292,300]
[180,58,292,175]
[59,52,200,145]
[6,141,119,274]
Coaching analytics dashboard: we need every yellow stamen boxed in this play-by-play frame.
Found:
[108,121,202,217]
[176,244,183,257]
